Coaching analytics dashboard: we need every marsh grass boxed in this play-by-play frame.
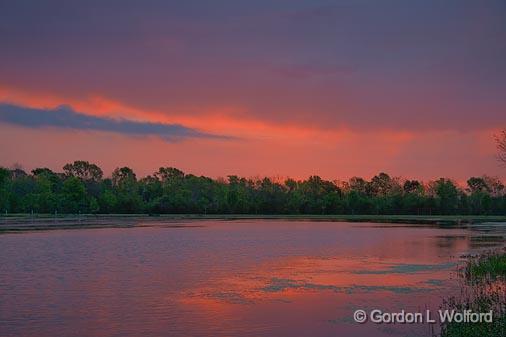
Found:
[439,248,506,337]
[466,252,506,281]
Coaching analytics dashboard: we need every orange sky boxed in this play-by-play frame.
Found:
[0,1,505,181]
[0,84,501,181]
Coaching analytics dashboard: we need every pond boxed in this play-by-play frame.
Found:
[1,220,505,337]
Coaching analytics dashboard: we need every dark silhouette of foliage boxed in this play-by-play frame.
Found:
[63,160,103,182]
[0,162,505,215]
[495,129,506,164]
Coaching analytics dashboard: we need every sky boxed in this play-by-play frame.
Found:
[0,0,505,181]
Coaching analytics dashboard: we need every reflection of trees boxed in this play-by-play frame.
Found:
[434,235,467,253]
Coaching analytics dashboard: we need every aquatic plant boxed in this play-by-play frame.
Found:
[439,248,506,337]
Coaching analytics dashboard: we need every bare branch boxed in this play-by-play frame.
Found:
[495,129,506,164]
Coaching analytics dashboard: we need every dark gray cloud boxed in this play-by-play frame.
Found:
[0,103,229,141]
[0,1,505,132]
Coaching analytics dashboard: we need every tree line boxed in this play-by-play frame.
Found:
[0,161,505,215]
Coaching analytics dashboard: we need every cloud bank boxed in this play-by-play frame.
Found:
[1,1,505,132]
[0,103,228,141]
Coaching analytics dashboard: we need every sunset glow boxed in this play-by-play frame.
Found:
[1,1,505,181]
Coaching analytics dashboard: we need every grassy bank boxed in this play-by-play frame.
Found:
[466,252,506,280]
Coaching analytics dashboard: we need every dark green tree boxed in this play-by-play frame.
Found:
[63,160,103,182]
[433,178,459,215]
[60,176,87,213]
[111,167,142,213]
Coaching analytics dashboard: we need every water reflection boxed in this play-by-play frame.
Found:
[0,220,504,337]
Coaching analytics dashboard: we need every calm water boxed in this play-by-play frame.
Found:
[1,220,505,337]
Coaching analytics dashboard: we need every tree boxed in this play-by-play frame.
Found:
[482,176,504,197]
[99,189,117,213]
[112,167,137,188]
[495,129,506,163]
[10,167,27,179]
[32,172,58,212]
[298,176,341,214]
[369,173,391,196]
[111,167,142,213]
[346,190,372,214]
[467,177,490,194]
[1,162,505,215]
[348,177,368,194]
[0,167,10,188]
[0,167,11,212]
[138,175,163,212]
[155,167,184,182]
[32,167,55,177]
[32,167,62,190]
[60,177,87,213]
[63,160,103,182]
[433,178,459,214]
[403,180,423,194]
